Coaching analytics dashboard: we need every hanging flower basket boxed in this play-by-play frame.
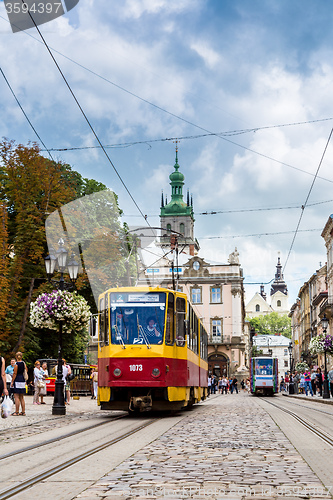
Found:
[295,361,309,373]
[30,290,91,333]
[309,333,333,356]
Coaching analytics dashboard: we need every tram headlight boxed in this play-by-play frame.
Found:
[152,368,160,378]
[113,368,122,377]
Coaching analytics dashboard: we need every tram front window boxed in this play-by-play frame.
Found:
[255,359,273,375]
[110,292,166,345]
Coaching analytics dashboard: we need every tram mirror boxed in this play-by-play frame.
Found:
[176,337,186,347]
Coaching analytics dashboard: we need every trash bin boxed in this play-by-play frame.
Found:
[289,382,294,395]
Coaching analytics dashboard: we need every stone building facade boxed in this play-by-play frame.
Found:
[136,153,248,378]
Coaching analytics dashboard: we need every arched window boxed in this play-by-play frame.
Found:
[277,300,281,307]
[255,304,260,312]
[180,223,185,234]
[167,224,171,232]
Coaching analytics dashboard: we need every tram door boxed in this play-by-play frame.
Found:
[208,354,229,377]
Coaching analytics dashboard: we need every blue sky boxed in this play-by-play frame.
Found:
[1,0,333,305]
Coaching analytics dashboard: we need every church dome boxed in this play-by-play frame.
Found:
[169,162,185,182]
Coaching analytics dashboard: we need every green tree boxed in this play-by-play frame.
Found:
[247,312,291,338]
[0,139,128,365]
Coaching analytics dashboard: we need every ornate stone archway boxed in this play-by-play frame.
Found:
[208,353,229,377]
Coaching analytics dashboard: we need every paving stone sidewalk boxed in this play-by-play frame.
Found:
[0,395,108,443]
[75,394,326,500]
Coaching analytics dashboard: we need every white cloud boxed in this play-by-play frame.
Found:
[190,41,221,69]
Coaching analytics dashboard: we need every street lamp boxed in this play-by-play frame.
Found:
[321,314,330,399]
[44,239,79,415]
[288,342,294,394]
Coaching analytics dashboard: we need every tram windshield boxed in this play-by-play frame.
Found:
[255,359,273,375]
[110,292,166,345]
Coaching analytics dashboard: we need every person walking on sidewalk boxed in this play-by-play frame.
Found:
[40,362,48,404]
[311,369,317,395]
[33,361,44,405]
[304,370,313,396]
[5,359,15,400]
[91,367,98,399]
[10,352,26,415]
[207,375,212,395]
[221,376,228,394]
[230,377,238,394]
[0,354,9,399]
[315,368,323,397]
[328,367,333,398]
[62,359,72,404]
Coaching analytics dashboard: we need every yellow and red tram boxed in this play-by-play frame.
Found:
[97,287,208,412]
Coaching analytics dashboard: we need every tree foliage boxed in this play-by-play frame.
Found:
[248,312,291,338]
[0,139,129,366]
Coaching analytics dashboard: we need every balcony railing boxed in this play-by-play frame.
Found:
[319,299,333,317]
[208,335,245,345]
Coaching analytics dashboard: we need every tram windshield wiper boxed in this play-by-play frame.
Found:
[136,314,151,349]
[115,325,126,349]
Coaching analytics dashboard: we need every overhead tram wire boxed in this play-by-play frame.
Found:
[0,67,54,161]
[1,12,333,186]
[200,228,321,240]
[41,117,333,151]
[283,127,333,274]
[18,4,149,229]
[122,197,333,218]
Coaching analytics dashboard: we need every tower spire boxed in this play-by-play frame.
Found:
[173,139,179,170]
[270,253,288,296]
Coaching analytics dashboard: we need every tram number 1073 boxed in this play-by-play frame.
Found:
[129,364,143,371]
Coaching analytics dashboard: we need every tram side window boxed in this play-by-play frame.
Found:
[189,306,194,351]
[104,294,109,345]
[191,312,198,355]
[176,297,186,344]
[200,324,208,360]
[188,307,199,354]
[99,297,105,345]
[201,330,208,361]
[165,293,175,345]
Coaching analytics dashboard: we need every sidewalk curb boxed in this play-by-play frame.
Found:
[282,393,333,405]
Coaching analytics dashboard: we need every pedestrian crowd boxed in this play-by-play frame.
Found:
[279,366,333,397]
[208,374,249,395]
[1,352,99,417]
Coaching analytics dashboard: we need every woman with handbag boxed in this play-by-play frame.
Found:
[33,360,44,405]
[10,352,26,415]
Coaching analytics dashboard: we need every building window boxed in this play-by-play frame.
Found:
[284,349,288,355]
[210,286,222,303]
[211,319,222,337]
[191,287,202,304]
[180,223,185,234]
[255,304,260,312]
[167,224,171,232]
[284,360,288,367]
[277,300,281,307]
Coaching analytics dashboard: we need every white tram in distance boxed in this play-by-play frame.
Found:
[250,357,278,396]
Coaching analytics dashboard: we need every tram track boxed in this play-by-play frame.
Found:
[0,417,158,500]
[280,395,333,416]
[0,413,127,461]
[261,398,333,448]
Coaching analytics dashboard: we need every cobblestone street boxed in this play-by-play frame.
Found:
[75,394,326,500]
